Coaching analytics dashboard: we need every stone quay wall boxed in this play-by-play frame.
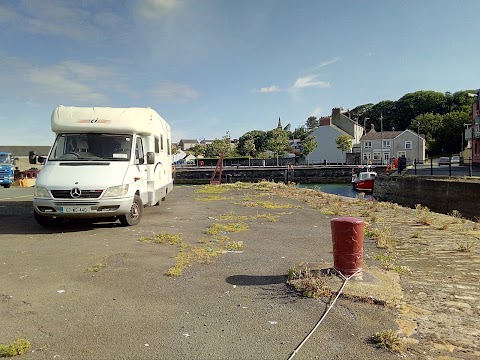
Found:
[173,166,377,185]
[374,176,480,219]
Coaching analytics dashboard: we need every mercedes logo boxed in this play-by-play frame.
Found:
[70,187,82,198]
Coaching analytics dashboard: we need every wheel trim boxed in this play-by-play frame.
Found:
[130,202,140,219]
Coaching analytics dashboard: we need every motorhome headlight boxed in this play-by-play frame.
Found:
[103,184,129,197]
[34,186,50,198]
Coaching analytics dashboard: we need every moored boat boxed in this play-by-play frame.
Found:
[351,167,377,192]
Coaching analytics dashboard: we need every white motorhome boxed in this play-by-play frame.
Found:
[32,106,173,227]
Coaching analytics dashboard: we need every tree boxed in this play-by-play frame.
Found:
[335,135,353,164]
[264,128,290,165]
[171,144,179,155]
[237,130,266,157]
[305,116,319,130]
[188,144,206,157]
[301,135,317,165]
[292,126,311,140]
[242,139,256,158]
[204,138,235,158]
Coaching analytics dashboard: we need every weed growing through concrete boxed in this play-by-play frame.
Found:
[456,240,474,252]
[165,243,194,277]
[87,256,108,272]
[287,263,332,299]
[0,338,31,357]
[370,329,405,353]
[195,195,232,202]
[204,222,249,235]
[226,240,244,251]
[411,231,422,238]
[365,222,396,250]
[240,200,296,209]
[415,204,434,225]
[195,185,230,194]
[139,232,182,245]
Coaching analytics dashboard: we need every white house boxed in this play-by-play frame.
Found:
[308,108,364,164]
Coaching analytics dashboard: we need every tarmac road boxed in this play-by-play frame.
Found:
[0,186,399,360]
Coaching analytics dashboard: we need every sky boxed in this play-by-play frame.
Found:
[1,0,479,146]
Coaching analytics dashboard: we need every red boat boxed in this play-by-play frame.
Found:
[352,167,377,192]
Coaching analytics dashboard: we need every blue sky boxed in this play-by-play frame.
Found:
[0,0,478,146]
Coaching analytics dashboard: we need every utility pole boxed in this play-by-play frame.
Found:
[380,113,383,165]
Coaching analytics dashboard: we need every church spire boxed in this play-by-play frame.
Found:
[277,117,282,129]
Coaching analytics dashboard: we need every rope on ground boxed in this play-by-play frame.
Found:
[287,268,361,360]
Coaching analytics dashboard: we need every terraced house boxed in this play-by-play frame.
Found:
[360,127,425,165]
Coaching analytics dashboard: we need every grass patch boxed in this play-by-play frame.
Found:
[204,222,249,235]
[370,330,405,353]
[165,243,193,277]
[0,338,31,357]
[195,185,230,194]
[195,195,231,202]
[226,240,244,251]
[255,213,279,222]
[240,200,296,209]
[287,263,332,299]
[139,232,182,245]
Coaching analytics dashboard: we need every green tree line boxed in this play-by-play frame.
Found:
[179,89,475,159]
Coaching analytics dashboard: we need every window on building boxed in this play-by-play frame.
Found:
[362,152,371,160]
[382,140,391,148]
[373,152,381,160]
[364,141,372,149]
[405,141,412,150]
[397,151,406,158]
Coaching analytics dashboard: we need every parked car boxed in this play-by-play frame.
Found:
[438,156,450,166]
[451,155,460,164]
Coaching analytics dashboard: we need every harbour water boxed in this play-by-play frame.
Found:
[298,183,370,199]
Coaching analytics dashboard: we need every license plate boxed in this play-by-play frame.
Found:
[62,206,91,213]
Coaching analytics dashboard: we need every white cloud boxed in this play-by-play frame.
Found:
[151,81,199,104]
[0,54,126,104]
[307,57,341,72]
[252,85,281,93]
[292,75,330,90]
[136,0,182,19]
[0,5,19,23]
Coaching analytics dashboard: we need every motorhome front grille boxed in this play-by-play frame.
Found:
[51,190,103,199]
[53,201,99,206]
[0,169,8,176]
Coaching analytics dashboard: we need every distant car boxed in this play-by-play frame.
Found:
[438,156,450,166]
[451,155,460,164]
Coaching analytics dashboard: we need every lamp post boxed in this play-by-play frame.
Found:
[417,121,420,164]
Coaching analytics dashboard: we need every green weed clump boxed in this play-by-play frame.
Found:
[139,232,182,245]
[195,185,230,194]
[365,222,395,249]
[371,330,405,353]
[195,195,231,202]
[456,241,474,252]
[204,222,249,235]
[287,264,331,299]
[415,204,434,225]
[0,338,31,357]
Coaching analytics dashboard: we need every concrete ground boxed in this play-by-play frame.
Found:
[1,183,478,359]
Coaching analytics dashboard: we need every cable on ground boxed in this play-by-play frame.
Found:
[287,268,361,360]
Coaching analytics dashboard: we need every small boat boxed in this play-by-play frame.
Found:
[351,166,377,192]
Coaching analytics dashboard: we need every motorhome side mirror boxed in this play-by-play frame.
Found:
[29,151,37,164]
[146,152,155,164]
[38,156,45,164]
[13,157,19,165]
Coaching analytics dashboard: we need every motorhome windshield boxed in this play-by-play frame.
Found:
[48,134,133,161]
[0,153,11,164]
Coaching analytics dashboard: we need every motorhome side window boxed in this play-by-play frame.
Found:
[160,134,164,151]
[167,139,170,155]
[155,137,160,154]
[135,138,144,161]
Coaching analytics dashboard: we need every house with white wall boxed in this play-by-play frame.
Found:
[360,127,425,165]
[308,108,364,164]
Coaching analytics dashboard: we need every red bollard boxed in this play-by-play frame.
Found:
[330,217,364,277]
